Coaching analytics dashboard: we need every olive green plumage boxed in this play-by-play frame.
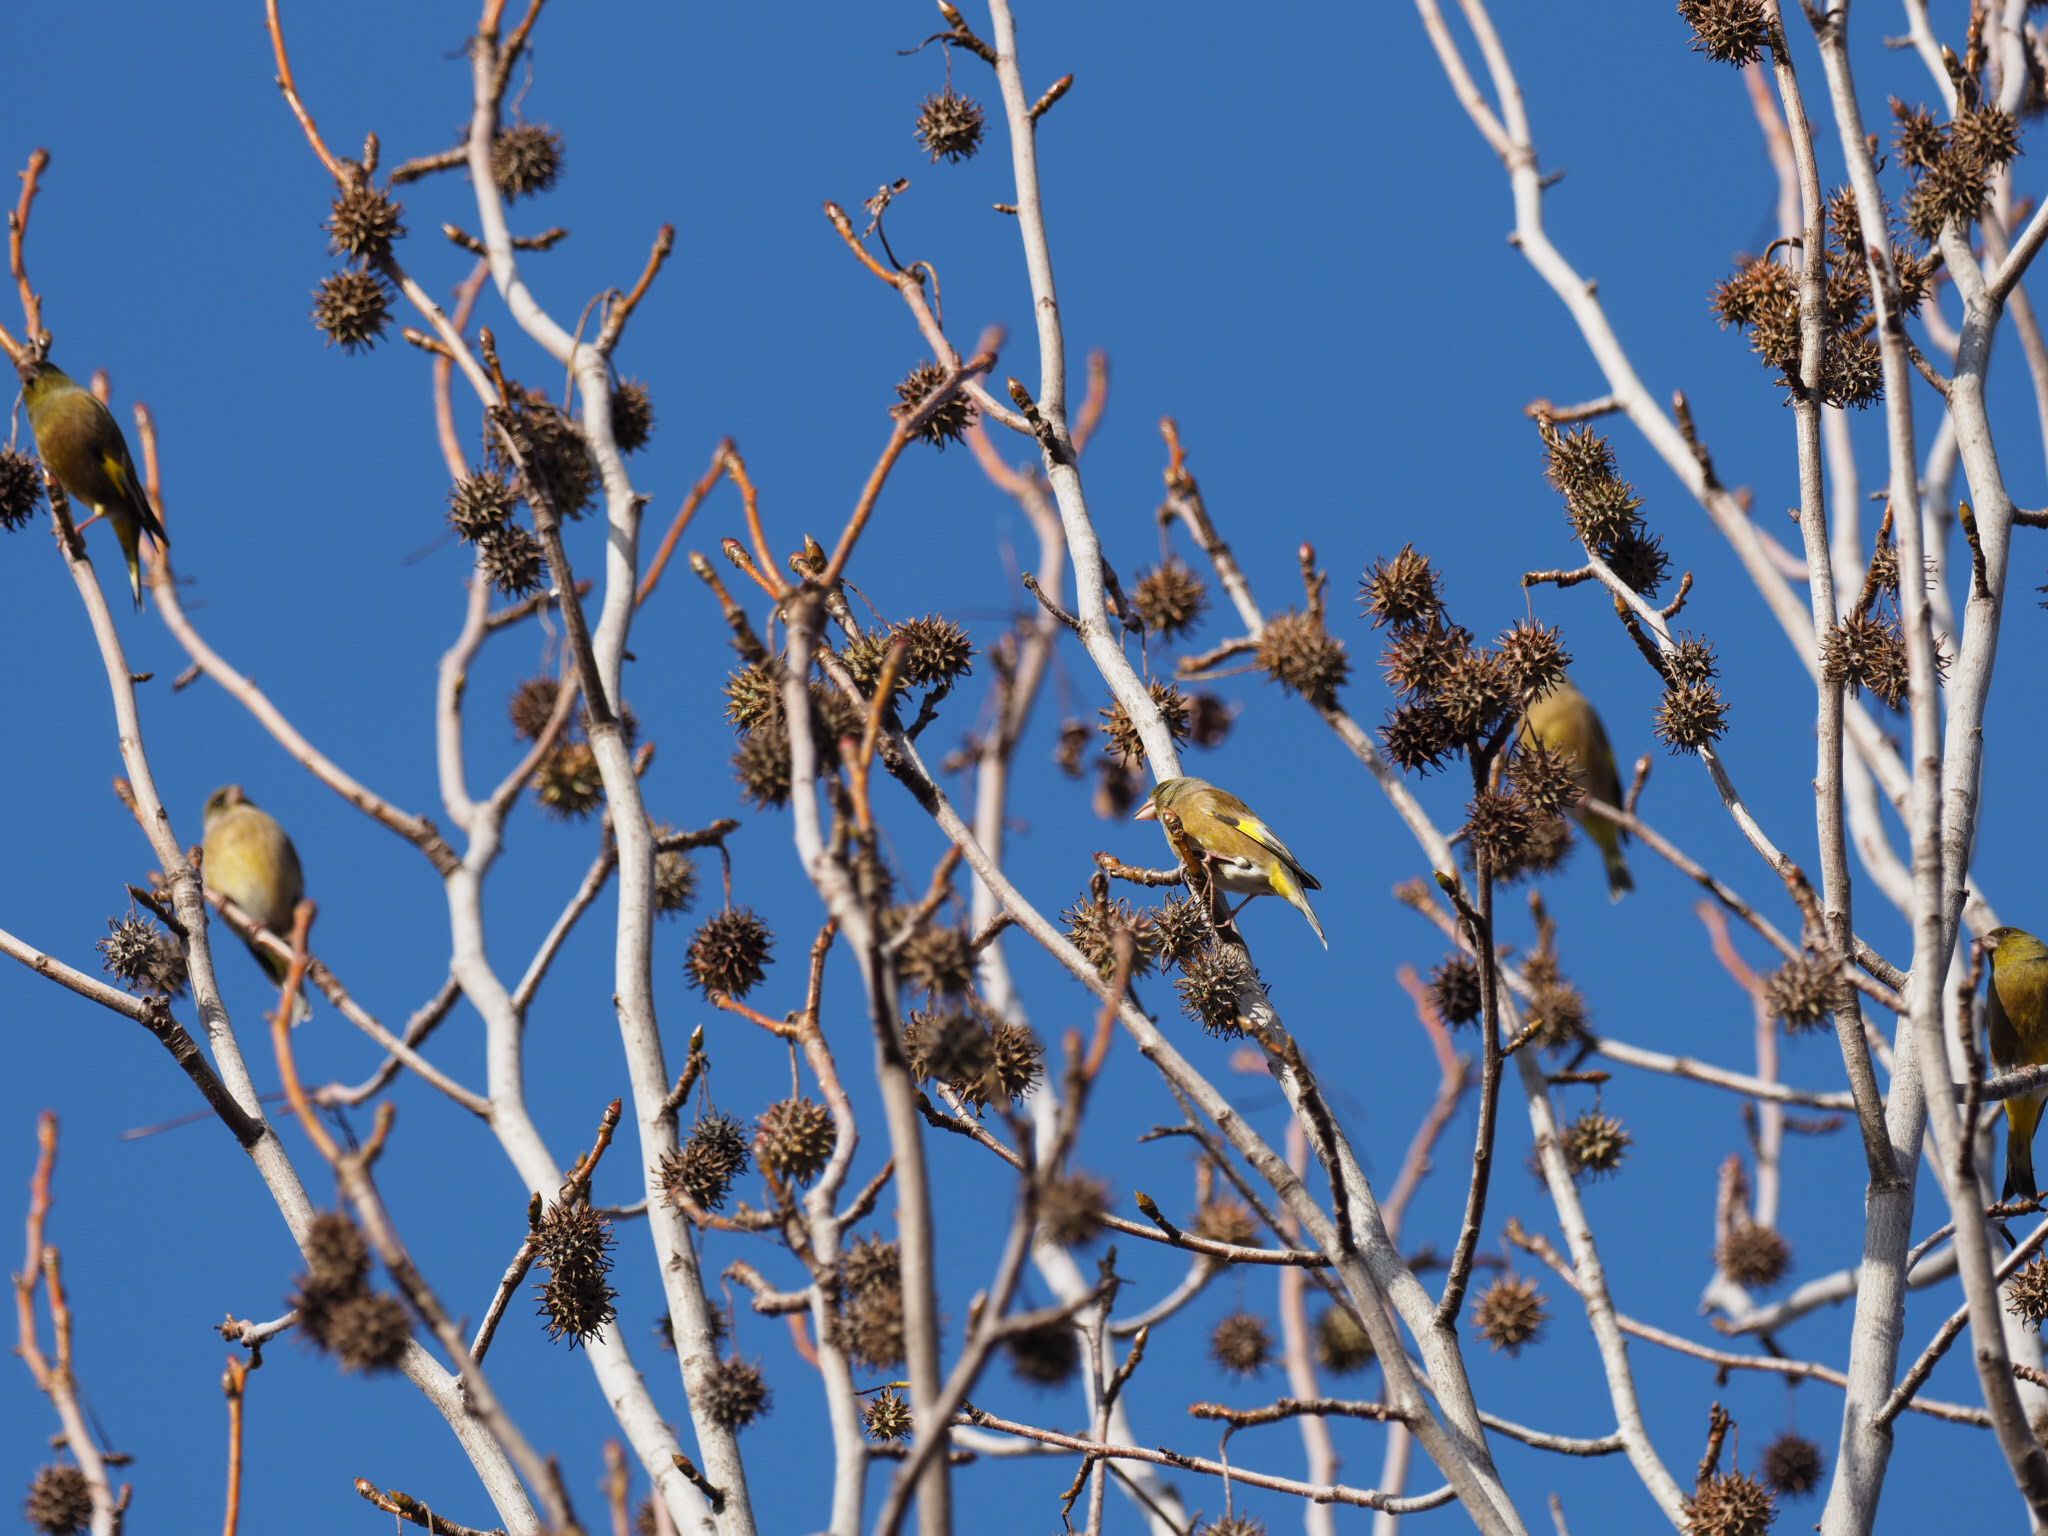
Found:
[1987,925,2048,1203]
[202,785,310,1024]
[1521,676,1633,900]
[20,360,168,609]
[1136,776,1325,947]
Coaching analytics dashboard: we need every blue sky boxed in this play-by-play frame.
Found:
[3,3,2042,1533]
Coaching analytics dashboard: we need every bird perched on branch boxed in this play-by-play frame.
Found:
[1987,925,2048,1203]
[1521,676,1633,900]
[202,785,311,1024]
[19,358,169,608]
[1136,776,1325,947]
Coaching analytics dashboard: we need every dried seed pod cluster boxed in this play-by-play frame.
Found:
[533,1194,619,1347]
[1559,1107,1632,1181]
[1473,1274,1547,1355]
[1684,1470,1778,1536]
[902,1005,1043,1112]
[1717,1222,1793,1290]
[96,913,188,1000]
[1100,679,1193,765]
[1132,556,1209,639]
[290,1211,413,1373]
[659,1110,752,1212]
[915,85,986,162]
[0,446,46,531]
[686,907,775,999]
[1676,0,1772,67]
[835,1235,906,1371]
[893,360,978,449]
[1208,1309,1274,1377]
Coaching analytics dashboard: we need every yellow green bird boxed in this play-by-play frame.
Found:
[202,785,310,1024]
[1135,776,1325,947]
[19,358,168,608]
[1987,925,2048,1202]
[1521,676,1633,901]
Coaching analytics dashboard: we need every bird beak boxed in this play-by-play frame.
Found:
[1133,800,1158,822]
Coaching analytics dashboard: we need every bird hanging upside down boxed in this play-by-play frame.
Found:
[1136,776,1326,948]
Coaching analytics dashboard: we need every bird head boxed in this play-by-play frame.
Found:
[203,784,250,829]
[1133,776,1205,822]
[1987,927,2048,967]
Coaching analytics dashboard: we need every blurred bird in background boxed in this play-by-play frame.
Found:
[202,785,311,1024]
[1521,676,1633,900]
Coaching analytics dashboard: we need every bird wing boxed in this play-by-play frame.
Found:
[1995,958,2048,1068]
[1207,804,1321,891]
[98,436,168,548]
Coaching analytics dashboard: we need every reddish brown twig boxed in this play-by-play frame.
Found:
[2,148,51,360]
[222,1355,251,1536]
[636,443,730,605]
[597,225,675,353]
[264,0,347,182]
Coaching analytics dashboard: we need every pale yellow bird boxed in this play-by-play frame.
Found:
[1521,676,1633,900]
[202,785,310,1023]
[1136,776,1326,947]
[1987,926,2048,1202]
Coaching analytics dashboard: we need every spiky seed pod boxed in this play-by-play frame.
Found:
[1823,185,1862,253]
[1360,545,1443,630]
[1762,1432,1825,1498]
[492,123,564,199]
[1435,651,1514,746]
[899,923,976,997]
[1474,1274,1547,1354]
[24,1464,93,1534]
[1683,1471,1777,1536]
[1954,105,2022,167]
[1497,619,1572,702]
[322,1289,414,1372]
[97,914,188,999]
[893,615,976,685]
[325,183,405,263]
[1379,702,1454,773]
[1907,150,1990,241]
[609,380,655,454]
[1655,682,1730,754]
[1177,944,1258,1038]
[1061,894,1162,980]
[733,717,793,808]
[478,524,547,598]
[1132,558,1209,639]
[1892,99,1947,169]
[2005,1255,2048,1327]
[840,631,910,704]
[1525,969,1591,1053]
[532,1194,617,1346]
[1148,895,1211,968]
[1054,717,1092,777]
[976,1022,1044,1111]
[839,1234,901,1298]
[1381,620,1473,699]
[1543,423,1617,493]
[1603,528,1673,598]
[448,470,517,541]
[1198,1519,1268,1536]
[1894,246,1938,316]
[311,268,393,352]
[304,1211,373,1291]
[863,1387,914,1442]
[659,1111,752,1211]
[1677,0,1772,65]
[1463,789,1536,869]
[1719,1223,1793,1289]
[723,661,784,734]
[1007,1320,1082,1386]
[492,386,598,520]
[1187,692,1235,748]
[755,1097,836,1185]
[1820,333,1885,410]
[1565,477,1648,547]
[1209,1310,1275,1377]
[892,361,978,449]
[1257,609,1350,698]
[1314,1305,1376,1374]
[1495,813,1575,886]
[1101,679,1193,764]
[1665,634,1720,686]
[533,740,604,818]
[840,1286,906,1372]
[1763,953,1841,1032]
[651,838,699,919]
[0,448,45,530]
[1038,1171,1110,1248]
[1095,758,1142,820]
[1821,613,1909,708]
[699,1355,771,1428]
[915,85,987,162]
[1509,741,1583,816]
[1560,1108,1632,1180]
[903,1005,996,1087]
[1429,955,1484,1026]
[508,675,561,739]
[687,908,775,999]
[1866,534,1901,599]
[1191,1196,1261,1249]
[1820,264,1871,333]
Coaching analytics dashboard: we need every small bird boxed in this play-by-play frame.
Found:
[1986,925,2048,1203]
[202,785,311,1023]
[1521,676,1633,900]
[19,358,169,608]
[1135,776,1325,947]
